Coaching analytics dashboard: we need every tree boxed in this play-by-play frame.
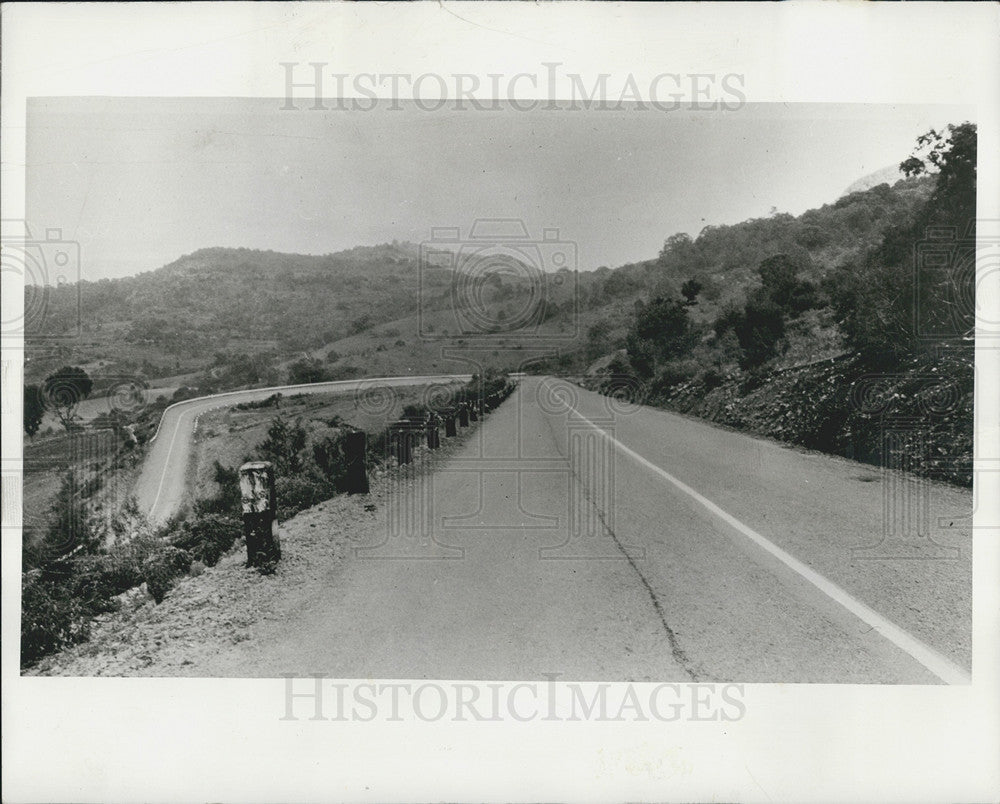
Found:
[257,416,307,474]
[42,470,99,561]
[756,252,818,316]
[43,367,93,430]
[24,384,46,437]
[900,122,976,224]
[585,319,614,360]
[681,278,703,306]
[625,296,697,377]
[733,299,786,370]
[833,122,977,356]
[757,254,800,309]
[288,358,330,385]
[658,232,699,271]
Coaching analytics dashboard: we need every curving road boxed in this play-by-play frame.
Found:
[134,375,472,523]
[190,376,972,683]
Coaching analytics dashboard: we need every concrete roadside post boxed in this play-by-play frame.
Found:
[239,461,281,570]
[393,421,413,465]
[427,416,441,449]
[343,430,369,494]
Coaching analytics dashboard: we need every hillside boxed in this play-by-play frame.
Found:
[840,164,906,197]
[579,122,975,487]
[25,173,934,396]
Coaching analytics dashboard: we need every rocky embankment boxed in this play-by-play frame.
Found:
[588,349,973,487]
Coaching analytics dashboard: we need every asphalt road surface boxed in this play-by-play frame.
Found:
[133,375,471,523]
[193,376,972,683]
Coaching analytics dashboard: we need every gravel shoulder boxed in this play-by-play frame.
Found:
[27,429,475,677]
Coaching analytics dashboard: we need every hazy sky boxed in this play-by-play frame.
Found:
[26,98,973,281]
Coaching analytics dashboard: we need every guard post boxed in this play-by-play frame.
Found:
[426,416,441,449]
[342,430,370,494]
[392,421,414,465]
[239,461,281,569]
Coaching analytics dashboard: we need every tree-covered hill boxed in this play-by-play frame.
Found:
[580,122,976,486]
[24,138,946,407]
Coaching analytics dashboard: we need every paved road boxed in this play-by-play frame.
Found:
[196,376,972,683]
[134,375,471,522]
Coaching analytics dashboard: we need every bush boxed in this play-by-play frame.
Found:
[258,416,307,474]
[288,358,330,385]
[193,462,241,519]
[734,298,787,370]
[21,572,90,665]
[69,535,157,613]
[234,393,283,411]
[700,367,725,391]
[651,359,700,394]
[275,474,336,521]
[142,545,192,603]
[312,431,348,481]
[171,513,241,567]
[625,296,697,378]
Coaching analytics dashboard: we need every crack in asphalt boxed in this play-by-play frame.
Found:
[541,403,702,682]
[587,495,702,683]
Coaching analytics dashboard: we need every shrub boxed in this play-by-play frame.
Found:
[288,358,330,385]
[257,416,307,474]
[21,572,91,665]
[700,367,725,391]
[625,296,698,378]
[142,545,192,603]
[234,393,283,411]
[69,538,153,613]
[651,359,700,394]
[193,462,241,518]
[275,475,335,521]
[734,299,787,370]
[312,431,348,481]
[172,513,241,567]
[37,471,100,564]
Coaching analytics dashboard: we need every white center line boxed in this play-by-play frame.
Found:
[559,394,971,685]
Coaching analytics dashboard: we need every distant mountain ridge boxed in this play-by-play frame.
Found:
[25,173,935,386]
[839,164,906,198]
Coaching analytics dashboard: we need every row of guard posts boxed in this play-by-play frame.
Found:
[239,379,517,568]
[388,397,482,465]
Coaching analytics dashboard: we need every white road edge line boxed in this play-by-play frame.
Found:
[560,396,972,685]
